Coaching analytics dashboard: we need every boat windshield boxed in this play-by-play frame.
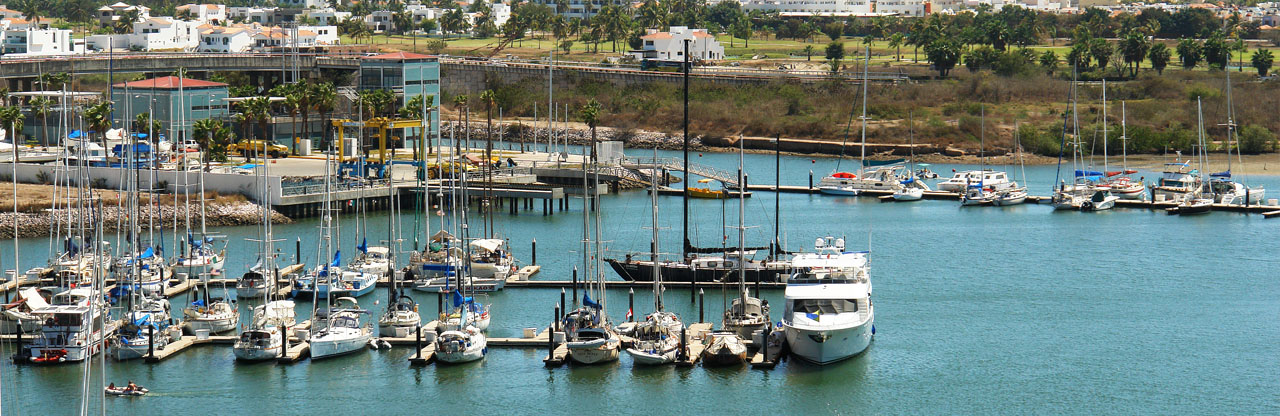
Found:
[791,299,859,315]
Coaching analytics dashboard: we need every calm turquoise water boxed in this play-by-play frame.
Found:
[2,149,1278,414]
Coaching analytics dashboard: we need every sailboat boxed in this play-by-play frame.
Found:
[1208,71,1264,205]
[1101,101,1145,200]
[819,47,909,196]
[377,168,420,337]
[783,236,875,364]
[992,123,1029,206]
[707,141,766,366]
[309,296,373,359]
[959,106,1018,207]
[435,289,487,363]
[892,112,928,201]
[108,293,172,360]
[233,147,297,361]
[1167,98,1216,216]
[293,137,355,299]
[625,149,684,365]
[174,149,226,280]
[562,142,620,365]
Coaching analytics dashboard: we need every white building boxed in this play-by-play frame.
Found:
[303,7,352,25]
[228,6,278,24]
[630,27,725,62]
[97,2,151,26]
[740,0,874,16]
[198,26,253,52]
[530,0,629,18]
[0,21,77,56]
[877,0,927,16]
[278,0,330,8]
[0,6,22,19]
[366,10,395,32]
[299,25,339,45]
[85,17,200,51]
[175,4,228,23]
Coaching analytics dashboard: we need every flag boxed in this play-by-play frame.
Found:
[626,308,633,321]
[805,312,820,322]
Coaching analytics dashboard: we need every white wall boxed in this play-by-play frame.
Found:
[1,163,283,204]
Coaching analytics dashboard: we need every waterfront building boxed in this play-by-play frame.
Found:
[359,52,441,148]
[110,76,230,143]
[175,4,228,23]
[97,2,151,26]
[630,27,725,62]
[303,8,353,25]
[1,20,77,56]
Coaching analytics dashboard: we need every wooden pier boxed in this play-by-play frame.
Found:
[676,322,714,367]
[749,328,786,369]
[144,335,235,362]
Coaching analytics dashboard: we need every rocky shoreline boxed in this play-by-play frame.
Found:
[0,202,291,239]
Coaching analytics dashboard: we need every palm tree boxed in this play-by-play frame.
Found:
[83,101,112,145]
[193,118,232,163]
[312,82,336,150]
[115,9,141,34]
[0,106,23,161]
[452,94,468,150]
[480,90,496,166]
[578,99,602,161]
[132,112,162,137]
[889,33,905,61]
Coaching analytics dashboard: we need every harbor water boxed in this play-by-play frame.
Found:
[2,149,1278,414]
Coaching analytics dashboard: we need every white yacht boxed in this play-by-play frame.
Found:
[235,266,270,299]
[16,288,116,363]
[1080,188,1119,212]
[349,245,393,276]
[782,237,875,365]
[412,239,513,293]
[562,304,621,365]
[937,170,1014,193]
[309,297,373,360]
[625,311,682,365]
[1209,174,1265,205]
[818,166,908,196]
[1150,161,1201,202]
[435,325,487,363]
[1,288,48,334]
[232,300,297,361]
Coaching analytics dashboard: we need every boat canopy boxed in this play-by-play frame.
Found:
[863,158,905,166]
[899,178,915,184]
[430,230,457,243]
[469,239,504,253]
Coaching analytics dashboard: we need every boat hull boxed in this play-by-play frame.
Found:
[606,259,788,283]
[625,347,678,365]
[566,338,620,364]
[310,333,372,360]
[232,345,281,361]
[785,317,873,365]
[184,317,237,334]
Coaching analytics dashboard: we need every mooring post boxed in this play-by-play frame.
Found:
[554,304,561,332]
[531,239,537,266]
[415,325,422,359]
[281,324,288,359]
[679,326,687,361]
[549,304,559,357]
[690,267,697,303]
[809,170,814,193]
[148,324,155,358]
[295,237,301,265]
[559,288,565,319]
[699,288,705,323]
[628,288,634,322]
[571,266,578,303]
[437,292,443,317]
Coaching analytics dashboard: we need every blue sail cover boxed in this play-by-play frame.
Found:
[900,178,915,185]
[188,231,201,249]
[137,247,155,259]
[583,293,602,309]
[132,314,152,327]
[451,290,473,307]
[357,238,368,254]
[1210,170,1231,178]
[1075,170,1103,177]
[330,251,341,268]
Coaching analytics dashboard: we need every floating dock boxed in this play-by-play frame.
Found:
[675,322,714,367]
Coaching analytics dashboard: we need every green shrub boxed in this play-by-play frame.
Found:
[1238,124,1275,154]
[1185,83,1221,101]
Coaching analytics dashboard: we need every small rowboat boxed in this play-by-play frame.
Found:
[105,386,148,397]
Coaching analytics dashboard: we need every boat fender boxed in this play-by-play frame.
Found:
[871,325,875,335]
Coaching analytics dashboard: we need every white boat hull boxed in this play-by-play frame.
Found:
[184,316,237,334]
[891,189,923,201]
[566,338,621,364]
[785,317,873,365]
[625,347,678,365]
[110,338,166,361]
[310,332,372,359]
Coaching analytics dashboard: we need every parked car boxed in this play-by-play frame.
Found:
[230,140,289,158]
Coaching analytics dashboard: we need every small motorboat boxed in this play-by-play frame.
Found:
[1167,197,1213,215]
[105,385,148,397]
[700,331,747,366]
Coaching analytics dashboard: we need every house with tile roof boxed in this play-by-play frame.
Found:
[175,4,228,23]
[97,2,151,26]
[629,27,725,62]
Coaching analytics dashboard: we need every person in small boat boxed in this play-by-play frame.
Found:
[126,381,137,392]
[108,383,116,390]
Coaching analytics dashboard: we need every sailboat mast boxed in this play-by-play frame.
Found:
[1121,101,1128,172]
[737,138,746,306]
[681,39,690,261]
[857,46,870,176]
[650,147,661,312]
[1102,79,1108,174]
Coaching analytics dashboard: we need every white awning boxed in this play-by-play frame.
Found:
[468,239,504,253]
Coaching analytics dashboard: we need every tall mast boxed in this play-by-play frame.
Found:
[1121,101,1128,172]
[1102,79,1108,174]
[681,39,690,261]
[650,147,661,312]
[858,46,870,176]
[737,137,746,306]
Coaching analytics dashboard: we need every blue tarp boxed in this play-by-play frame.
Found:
[1210,170,1232,178]
[111,143,152,155]
[1075,170,1103,177]
[67,130,83,139]
[137,247,154,259]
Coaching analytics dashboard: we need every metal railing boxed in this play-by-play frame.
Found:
[621,156,738,186]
